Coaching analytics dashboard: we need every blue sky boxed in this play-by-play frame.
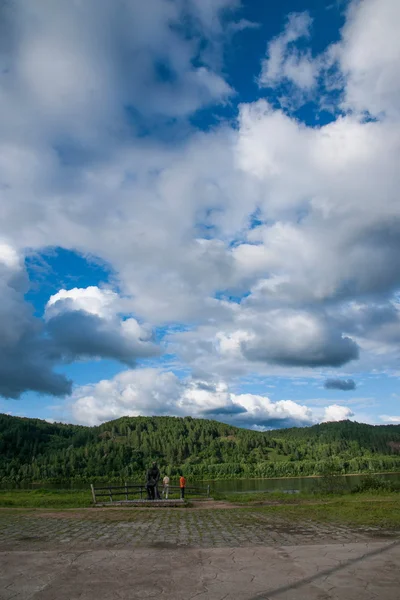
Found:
[1,0,400,429]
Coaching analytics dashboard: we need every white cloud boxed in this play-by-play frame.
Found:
[257,1,400,117]
[259,12,318,91]
[0,244,20,270]
[173,305,359,385]
[323,404,354,423]
[339,0,400,118]
[45,286,159,366]
[46,286,127,321]
[234,100,400,301]
[380,415,400,424]
[2,0,235,138]
[1,0,400,424]
[70,368,315,427]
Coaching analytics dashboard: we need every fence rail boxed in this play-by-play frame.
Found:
[90,483,210,504]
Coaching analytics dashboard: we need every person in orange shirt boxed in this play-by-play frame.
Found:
[179,475,186,499]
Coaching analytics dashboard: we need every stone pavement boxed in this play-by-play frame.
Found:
[1,509,399,599]
[0,508,388,549]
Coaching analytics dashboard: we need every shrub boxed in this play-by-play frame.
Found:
[313,462,347,495]
[352,475,399,493]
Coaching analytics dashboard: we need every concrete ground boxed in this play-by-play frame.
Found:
[1,508,399,599]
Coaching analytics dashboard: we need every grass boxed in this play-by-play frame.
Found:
[212,490,400,529]
[0,489,399,529]
[0,489,92,509]
[0,487,201,508]
[214,491,314,503]
[251,496,400,529]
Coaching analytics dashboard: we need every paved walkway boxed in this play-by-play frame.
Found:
[0,508,389,549]
[1,509,399,599]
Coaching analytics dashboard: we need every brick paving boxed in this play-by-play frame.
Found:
[0,508,394,550]
[1,509,399,599]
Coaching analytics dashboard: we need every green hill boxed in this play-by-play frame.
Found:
[1,413,400,484]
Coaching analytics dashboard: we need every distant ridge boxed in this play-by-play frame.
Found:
[1,414,400,484]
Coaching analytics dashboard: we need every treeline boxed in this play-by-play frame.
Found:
[1,414,400,484]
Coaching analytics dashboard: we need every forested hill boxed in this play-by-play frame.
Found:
[1,413,400,483]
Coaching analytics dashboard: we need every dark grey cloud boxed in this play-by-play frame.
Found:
[225,415,313,430]
[324,378,356,391]
[343,219,400,297]
[242,333,359,368]
[332,301,400,347]
[194,381,219,392]
[0,336,72,399]
[202,404,248,416]
[0,257,72,399]
[0,254,160,399]
[0,308,160,399]
[46,310,160,366]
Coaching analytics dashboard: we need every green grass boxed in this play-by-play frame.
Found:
[0,488,203,508]
[251,496,400,529]
[214,491,314,503]
[213,490,400,528]
[1,489,399,530]
[0,489,92,509]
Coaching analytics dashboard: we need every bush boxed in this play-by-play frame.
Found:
[352,475,399,493]
[313,462,347,495]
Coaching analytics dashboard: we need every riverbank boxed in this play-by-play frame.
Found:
[3,470,400,488]
[1,489,399,529]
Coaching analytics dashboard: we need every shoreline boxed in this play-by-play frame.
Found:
[1,470,400,490]
[204,470,400,483]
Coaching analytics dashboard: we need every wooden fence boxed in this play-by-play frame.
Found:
[90,482,210,504]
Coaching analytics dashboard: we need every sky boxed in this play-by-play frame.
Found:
[1,0,400,430]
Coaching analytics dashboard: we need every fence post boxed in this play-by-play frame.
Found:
[125,481,128,501]
[207,485,210,498]
[90,484,96,504]
[109,486,113,503]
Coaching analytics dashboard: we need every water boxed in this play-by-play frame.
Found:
[2,472,400,493]
[210,472,400,494]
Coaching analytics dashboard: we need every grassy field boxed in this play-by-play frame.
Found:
[253,496,400,528]
[0,488,399,529]
[0,489,92,509]
[0,487,191,508]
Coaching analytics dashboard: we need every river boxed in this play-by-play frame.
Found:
[2,472,400,493]
[210,472,400,494]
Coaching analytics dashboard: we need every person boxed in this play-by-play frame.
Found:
[146,461,160,500]
[162,474,170,499]
[179,474,186,499]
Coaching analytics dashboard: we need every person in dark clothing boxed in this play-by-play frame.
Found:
[146,462,160,500]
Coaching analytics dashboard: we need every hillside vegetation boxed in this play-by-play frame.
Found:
[1,414,400,483]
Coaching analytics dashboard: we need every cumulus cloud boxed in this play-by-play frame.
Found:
[173,304,360,384]
[70,367,359,428]
[70,368,315,427]
[0,0,236,139]
[45,287,159,365]
[45,287,127,321]
[0,270,159,398]
[323,405,354,423]
[339,0,400,118]
[1,0,400,426]
[324,378,356,391]
[234,101,400,301]
[0,244,71,399]
[240,310,359,368]
[381,415,400,424]
[259,12,318,91]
